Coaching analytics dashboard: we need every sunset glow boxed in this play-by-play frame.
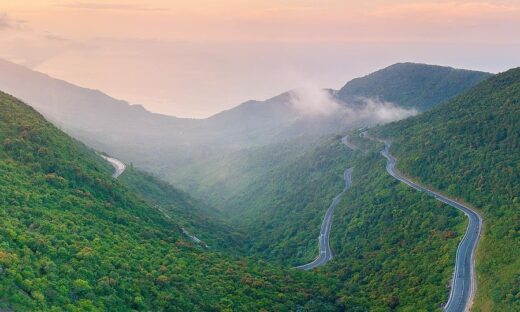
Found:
[1,0,519,117]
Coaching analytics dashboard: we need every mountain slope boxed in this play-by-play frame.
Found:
[326,134,466,310]
[0,91,343,311]
[224,132,468,310]
[225,137,351,264]
[163,64,492,209]
[337,62,492,111]
[372,67,520,311]
[118,166,246,251]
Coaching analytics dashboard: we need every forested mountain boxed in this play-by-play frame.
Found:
[212,67,518,310]
[337,62,492,111]
[158,65,491,208]
[326,133,466,310]
[0,91,344,311]
[371,67,520,311]
[216,129,468,310]
[167,135,328,208]
[0,60,512,311]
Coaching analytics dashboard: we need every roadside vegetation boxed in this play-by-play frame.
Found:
[223,130,468,310]
[372,67,520,311]
[328,136,466,310]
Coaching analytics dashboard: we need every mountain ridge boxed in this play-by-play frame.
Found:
[338,62,493,111]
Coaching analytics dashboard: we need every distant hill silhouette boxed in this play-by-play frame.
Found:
[0,59,492,189]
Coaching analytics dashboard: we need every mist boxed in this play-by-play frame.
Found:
[289,85,417,128]
[346,97,418,125]
[289,86,341,117]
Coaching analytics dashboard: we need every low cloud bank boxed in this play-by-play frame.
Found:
[0,13,23,31]
[348,97,418,125]
[289,87,341,116]
[289,86,417,126]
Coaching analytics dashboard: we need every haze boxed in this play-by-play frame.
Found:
[1,0,519,117]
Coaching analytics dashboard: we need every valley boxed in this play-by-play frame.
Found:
[0,63,517,311]
[1,2,518,311]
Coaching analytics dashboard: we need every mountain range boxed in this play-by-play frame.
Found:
[0,58,493,199]
[0,58,517,311]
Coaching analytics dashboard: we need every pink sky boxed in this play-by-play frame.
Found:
[1,1,519,117]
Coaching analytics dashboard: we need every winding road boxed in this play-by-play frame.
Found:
[101,155,126,178]
[99,137,482,311]
[380,142,483,312]
[295,167,353,270]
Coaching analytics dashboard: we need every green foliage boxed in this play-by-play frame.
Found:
[223,131,467,310]
[0,92,342,311]
[372,67,520,311]
[328,145,465,310]
[167,135,320,210]
[119,166,246,251]
[225,137,351,265]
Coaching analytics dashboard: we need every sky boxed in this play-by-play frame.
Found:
[1,1,519,118]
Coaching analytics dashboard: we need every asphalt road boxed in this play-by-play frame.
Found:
[295,167,353,270]
[381,143,483,312]
[101,155,126,178]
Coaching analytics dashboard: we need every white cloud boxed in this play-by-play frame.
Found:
[289,86,341,116]
[344,97,418,126]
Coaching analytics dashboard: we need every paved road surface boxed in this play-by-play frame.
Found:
[295,167,353,270]
[341,135,359,151]
[101,155,126,178]
[381,143,483,312]
[181,227,209,248]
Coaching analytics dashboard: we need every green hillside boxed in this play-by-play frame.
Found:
[225,137,351,264]
[0,63,516,311]
[326,136,466,310]
[337,63,492,111]
[119,166,246,251]
[0,92,342,311]
[372,67,520,311]
[220,132,467,310]
[166,135,321,210]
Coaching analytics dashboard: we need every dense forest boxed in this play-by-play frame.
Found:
[224,137,351,265]
[0,92,343,311]
[217,129,468,310]
[119,166,246,252]
[0,89,474,311]
[327,135,465,310]
[372,67,520,311]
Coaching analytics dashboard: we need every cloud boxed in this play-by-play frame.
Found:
[0,13,24,31]
[289,86,342,116]
[288,85,417,127]
[58,2,168,12]
[44,34,69,42]
[344,97,418,126]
